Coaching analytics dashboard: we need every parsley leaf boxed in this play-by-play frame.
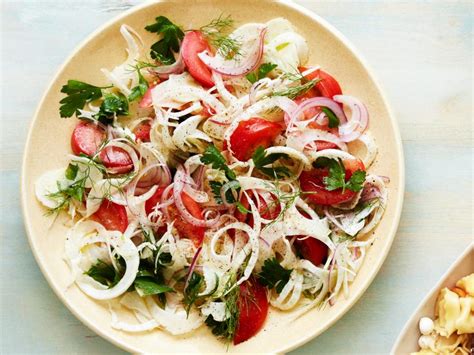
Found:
[183,272,204,313]
[246,63,278,83]
[322,159,346,191]
[65,163,79,180]
[145,16,184,64]
[201,145,236,181]
[252,146,291,179]
[84,259,121,287]
[59,80,103,118]
[183,272,218,315]
[128,68,149,102]
[209,180,238,205]
[258,258,292,293]
[134,277,174,297]
[93,93,129,125]
[201,145,241,204]
[317,158,367,192]
[321,107,340,128]
[345,170,367,192]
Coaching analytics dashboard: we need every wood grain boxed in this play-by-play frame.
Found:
[1,0,472,354]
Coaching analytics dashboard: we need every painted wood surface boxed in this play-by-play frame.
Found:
[1,0,472,354]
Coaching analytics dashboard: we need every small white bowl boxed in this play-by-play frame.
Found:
[391,243,473,354]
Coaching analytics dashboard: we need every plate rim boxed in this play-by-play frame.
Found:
[20,0,405,353]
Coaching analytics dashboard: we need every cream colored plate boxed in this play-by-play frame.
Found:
[21,0,404,353]
[391,243,473,355]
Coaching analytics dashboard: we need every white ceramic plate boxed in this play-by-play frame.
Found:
[21,0,404,353]
[391,243,473,354]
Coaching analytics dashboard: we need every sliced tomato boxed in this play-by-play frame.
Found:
[299,66,342,99]
[134,121,152,142]
[182,31,214,87]
[92,200,128,233]
[235,192,281,226]
[299,158,365,205]
[71,121,105,156]
[167,192,206,247]
[144,186,167,216]
[294,237,329,266]
[139,83,158,108]
[229,117,283,161]
[234,277,269,345]
[99,146,133,174]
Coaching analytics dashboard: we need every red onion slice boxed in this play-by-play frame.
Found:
[197,26,266,77]
[287,97,347,131]
[184,246,202,290]
[333,95,369,142]
[173,166,219,227]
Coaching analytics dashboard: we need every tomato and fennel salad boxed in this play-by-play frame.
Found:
[35,15,388,345]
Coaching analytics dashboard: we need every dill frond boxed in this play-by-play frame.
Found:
[200,14,242,60]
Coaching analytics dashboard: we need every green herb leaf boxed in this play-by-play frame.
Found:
[183,272,205,314]
[204,273,240,342]
[134,277,174,297]
[322,159,346,191]
[271,71,321,100]
[201,145,236,181]
[345,170,367,192]
[157,252,172,267]
[321,107,340,128]
[209,180,238,205]
[236,201,250,214]
[84,260,119,287]
[319,158,367,192]
[246,63,278,83]
[93,93,129,125]
[252,146,291,179]
[145,16,184,63]
[128,69,149,102]
[65,163,79,180]
[59,80,103,118]
[258,258,292,293]
[200,14,241,60]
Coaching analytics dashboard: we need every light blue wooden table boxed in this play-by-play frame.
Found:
[1,1,472,354]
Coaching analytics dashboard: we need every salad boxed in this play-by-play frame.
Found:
[413,273,473,354]
[35,15,388,345]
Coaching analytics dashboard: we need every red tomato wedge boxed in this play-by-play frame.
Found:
[71,121,105,156]
[234,278,269,345]
[235,192,281,226]
[294,237,329,266]
[299,66,343,98]
[139,83,158,108]
[182,31,214,87]
[133,121,152,142]
[92,200,128,233]
[299,158,365,205]
[167,192,206,247]
[99,146,133,174]
[144,186,166,216]
[229,117,283,161]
